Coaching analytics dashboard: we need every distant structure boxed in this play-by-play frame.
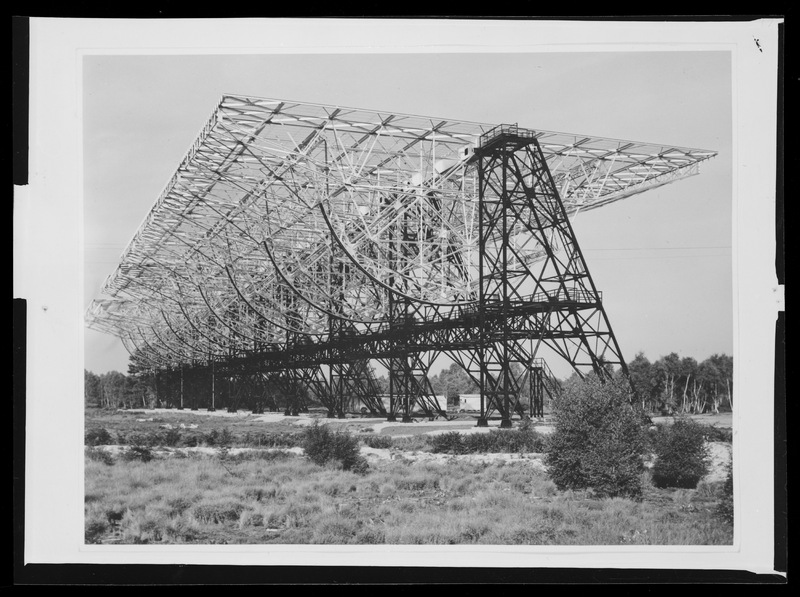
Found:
[86,96,716,425]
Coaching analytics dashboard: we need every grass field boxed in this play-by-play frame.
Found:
[84,407,733,545]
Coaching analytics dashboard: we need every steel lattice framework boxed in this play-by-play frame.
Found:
[86,95,716,422]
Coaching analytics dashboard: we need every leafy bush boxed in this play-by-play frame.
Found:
[226,449,294,463]
[362,435,393,449]
[544,376,647,499]
[477,428,547,453]
[460,432,492,453]
[302,421,369,473]
[120,445,154,463]
[85,446,115,465]
[160,428,182,447]
[118,431,158,447]
[428,431,467,454]
[650,418,709,489]
[242,431,301,448]
[716,462,734,524]
[428,428,547,455]
[85,427,113,446]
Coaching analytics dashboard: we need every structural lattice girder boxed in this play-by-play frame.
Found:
[86,96,716,416]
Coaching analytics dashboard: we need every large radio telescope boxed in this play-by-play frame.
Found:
[86,95,716,423]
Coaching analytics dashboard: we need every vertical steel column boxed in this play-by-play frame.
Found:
[499,147,512,428]
[401,352,413,423]
[530,366,544,418]
[476,149,488,428]
[474,127,536,427]
[387,355,397,422]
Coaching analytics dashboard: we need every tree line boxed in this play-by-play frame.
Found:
[84,370,152,410]
[626,352,732,415]
[86,351,732,414]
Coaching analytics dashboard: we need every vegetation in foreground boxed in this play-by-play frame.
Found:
[84,375,733,546]
[85,449,732,546]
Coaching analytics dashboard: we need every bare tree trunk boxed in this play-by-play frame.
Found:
[664,372,675,413]
[726,378,732,409]
[682,375,690,413]
[690,380,703,414]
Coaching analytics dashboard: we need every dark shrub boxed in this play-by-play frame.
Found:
[461,432,493,453]
[481,428,547,453]
[160,428,182,447]
[85,446,115,465]
[545,376,647,499]
[85,427,113,446]
[429,428,547,454]
[362,435,393,449]
[85,518,109,544]
[302,421,369,473]
[120,445,154,463]
[124,431,157,447]
[245,431,300,448]
[650,418,709,489]
[428,431,467,454]
[227,450,293,463]
[219,428,234,446]
[198,428,234,447]
[716,462,734,524]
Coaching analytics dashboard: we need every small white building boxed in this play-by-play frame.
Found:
[377,394,447,410]
[457,394,482,412]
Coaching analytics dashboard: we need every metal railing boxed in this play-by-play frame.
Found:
[478,124,538,148]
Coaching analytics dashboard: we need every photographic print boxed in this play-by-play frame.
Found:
[18,17,782,573]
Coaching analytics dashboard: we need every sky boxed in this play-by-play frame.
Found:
[83,49,733,379]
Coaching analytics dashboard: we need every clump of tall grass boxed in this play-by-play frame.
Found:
[716,462,734,524]
[191,499,248,524]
